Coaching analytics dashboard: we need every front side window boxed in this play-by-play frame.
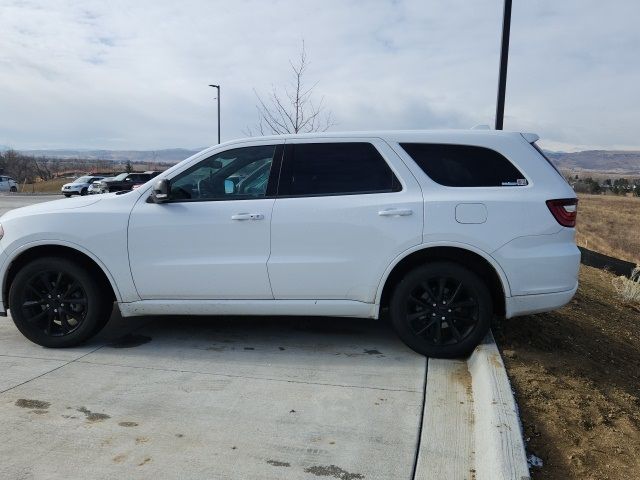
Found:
[400,143,528,187]
[169,145,276,201]
[278,142,400,196]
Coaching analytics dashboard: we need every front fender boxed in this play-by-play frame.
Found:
[0,239,125,304]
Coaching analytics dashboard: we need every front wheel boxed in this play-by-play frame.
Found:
[389,262,492,358]
[9,186,17,192]
[9,257,112,347]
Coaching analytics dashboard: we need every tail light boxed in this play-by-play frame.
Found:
[546,198,578,227]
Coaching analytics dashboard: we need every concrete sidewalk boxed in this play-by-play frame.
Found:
[0,311,426,479]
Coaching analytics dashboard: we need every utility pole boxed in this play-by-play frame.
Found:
[209,84,221,143]
[495,0,512,130]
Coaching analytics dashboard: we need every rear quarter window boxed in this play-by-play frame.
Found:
[400,143,527,187]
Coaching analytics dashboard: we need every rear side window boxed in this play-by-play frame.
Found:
[400,143,527,187]
[279,142,401,196]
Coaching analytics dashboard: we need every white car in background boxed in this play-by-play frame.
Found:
[0,130,580,357]
[87,182,104,195]
[0,176,18,192]
[61,175,105,197]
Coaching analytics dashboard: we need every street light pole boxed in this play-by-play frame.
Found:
[495,0,512,130]
[209,84,220,144]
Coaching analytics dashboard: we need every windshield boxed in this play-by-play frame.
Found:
[73,176,92,183]
[113,173,129,181]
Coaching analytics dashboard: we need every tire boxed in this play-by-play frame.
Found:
[64,194,71,198]
[80,188,88,196]
[9,186,17,193]
[9,257,112,347]
[389,262,492,358]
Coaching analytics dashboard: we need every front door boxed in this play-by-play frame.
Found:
[128,142,282,300]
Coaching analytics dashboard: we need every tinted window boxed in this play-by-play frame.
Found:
[169,145,276,201]
[279,143,400,196]
[400,143,527,187]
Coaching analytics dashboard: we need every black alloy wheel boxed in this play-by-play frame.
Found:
[21,270,88,336]
[390,262,492,358]
[9,257,111,347]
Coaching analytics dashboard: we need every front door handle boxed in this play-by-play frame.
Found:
[378,208,413,217]
[231,213,264,221]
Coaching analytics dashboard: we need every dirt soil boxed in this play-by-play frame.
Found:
[494,265,640,480]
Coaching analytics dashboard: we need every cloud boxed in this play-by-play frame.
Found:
[0,0,638,150]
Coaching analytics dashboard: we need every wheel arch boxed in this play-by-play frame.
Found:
[377,244,509,316]
[3,242,120,310]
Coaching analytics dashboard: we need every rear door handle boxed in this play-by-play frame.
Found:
[231,213,264,221]
[378,208,413,217]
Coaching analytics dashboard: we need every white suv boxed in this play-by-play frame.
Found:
[61,175,105,197]
[0,131,580,357]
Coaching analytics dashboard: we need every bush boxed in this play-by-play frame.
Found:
[612,267,640,305]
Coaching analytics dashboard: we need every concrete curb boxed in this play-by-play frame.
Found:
[468,332,530,480]
[414,331,530,480]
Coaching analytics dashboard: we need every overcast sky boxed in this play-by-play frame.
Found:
[1,0,639,152]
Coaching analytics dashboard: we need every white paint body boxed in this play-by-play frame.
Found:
[0,130,580,319]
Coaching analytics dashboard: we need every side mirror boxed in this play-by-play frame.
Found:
[224,179,235,194]
[152,179,170,203]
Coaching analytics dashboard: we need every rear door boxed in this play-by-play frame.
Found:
[267,138,423,303]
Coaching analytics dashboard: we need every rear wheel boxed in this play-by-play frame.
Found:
[9,186,17,192]
[389,262,492,358]
[9,257,112,347]
[64,194,71,197]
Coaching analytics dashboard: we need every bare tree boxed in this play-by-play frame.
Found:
[246,42,334,136]
[33,156,55,181]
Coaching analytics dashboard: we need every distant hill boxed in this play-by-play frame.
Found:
[15,148,203,164]
[545,150,640,175]
[5,146,639,175]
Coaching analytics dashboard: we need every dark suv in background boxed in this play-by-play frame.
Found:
[98,171,160,193]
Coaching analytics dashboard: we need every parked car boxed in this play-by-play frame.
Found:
[0,131,580,357]
[0,176,18,192]
[61,175,104,197]
[98,171,160,193]
[87,182,103,195]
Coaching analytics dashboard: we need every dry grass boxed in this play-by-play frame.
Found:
[576,194,640,264]
[612,267,640,305]
[20,178,68,193]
